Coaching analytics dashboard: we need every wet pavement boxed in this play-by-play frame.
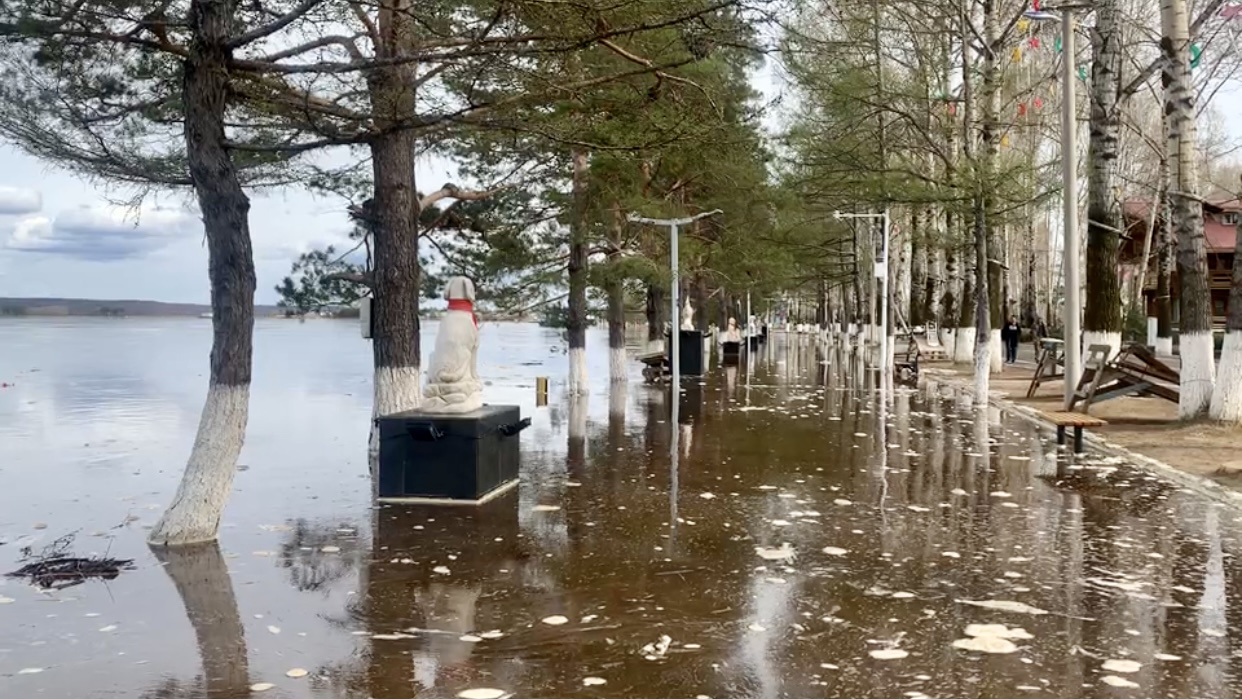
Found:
[3,320,1242,698]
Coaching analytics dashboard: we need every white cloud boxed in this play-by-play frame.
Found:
[3,203,196,260]
[0,186,41,215]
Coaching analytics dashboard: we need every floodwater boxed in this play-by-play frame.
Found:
[2,319,1242,698]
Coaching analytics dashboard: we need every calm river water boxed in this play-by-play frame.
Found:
[1,319,1241,698]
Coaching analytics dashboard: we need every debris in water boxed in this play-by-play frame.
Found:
[953,636,1019,654]
[541,615,569,626]
[640,634,673,658]
[755,544,796,561]
[1154,653,1181,661]
[869,648,909,660]
[583,677,607,687]
[834,499,853,506]
[433,566,451,575]
[533,505,561,512]
[98,624,117,633]
[457,689,509,699]
[951,488,968,496]
[964,624,1032,640]
[6,539,134,590]
[990,491,1012,498]
[748,623,766,632]
[0,596,14,604]
[460,634,483,643]
[285,668,309,678]
[320,546,340,553]
[479,630,505,639]
[267,625,281,635]
[956,599,1048,615]
[1102,659,1141,674]
[250,683,275,692]
[700,493,716,499]
[1101,676,1140,689]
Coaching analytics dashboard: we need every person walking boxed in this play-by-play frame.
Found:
[1002,316,1021,364]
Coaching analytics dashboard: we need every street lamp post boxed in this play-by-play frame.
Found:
[835,209,891,380]
[627,210,723,391]
[1025,5,1085,407]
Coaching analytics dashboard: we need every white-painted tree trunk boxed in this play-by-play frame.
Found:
[1146,317,1158,347]
[609,346,627,384]
[1209,331,1242,422]
[148,384,249,546]
[988,329,1002,373]
[973,339,990,406]
[368,365,422,465]
[1180,332,1216,418]
[1082,330,1122,358]
[568,347,589,395]
[954,327,976,364]
[1155,336,1174,357]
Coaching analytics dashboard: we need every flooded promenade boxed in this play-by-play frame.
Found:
[2,319,1241,698]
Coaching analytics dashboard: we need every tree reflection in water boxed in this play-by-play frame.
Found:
[143,543,251,699]
[278,517,366,594]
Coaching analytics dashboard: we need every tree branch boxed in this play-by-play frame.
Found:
[323,271,374,287]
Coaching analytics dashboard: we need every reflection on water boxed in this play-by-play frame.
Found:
[4,322,1242,697]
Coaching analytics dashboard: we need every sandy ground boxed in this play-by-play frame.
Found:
[923,342,1242,485]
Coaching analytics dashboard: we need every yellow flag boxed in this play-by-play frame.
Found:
[1017,18,1030,31]
[1001,133,1010,148]
[1011,47,1023,62]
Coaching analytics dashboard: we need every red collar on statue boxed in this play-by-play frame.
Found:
[447,298,478,326]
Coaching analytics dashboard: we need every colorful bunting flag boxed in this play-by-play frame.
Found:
[1033,96,1044,109]
[1018,18,1031,31]
[1018,102,1027,117]
[1221,4,1242,19]
[1012,47,1023,62]
[1029,36,1041,49]
[1054,36,1062,53]
[1190,43,1202,68]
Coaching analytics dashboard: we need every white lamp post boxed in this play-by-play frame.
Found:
[628,210,723,391]
[1025,5,1086,407]
[835,209,892,380]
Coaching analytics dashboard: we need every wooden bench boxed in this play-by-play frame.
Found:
[1042,411,1107,453]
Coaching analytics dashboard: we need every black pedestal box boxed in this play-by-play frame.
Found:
[665,329,705,376]
[376,405,530,503]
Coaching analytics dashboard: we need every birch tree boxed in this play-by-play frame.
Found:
[1160,0,1215,417]
[1084,0,1125,355]
[1209,178,1242,421]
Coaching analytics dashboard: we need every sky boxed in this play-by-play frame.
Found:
[0,56,1238,306]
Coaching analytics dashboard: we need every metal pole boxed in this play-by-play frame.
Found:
[1061,8,1081,407]
[670,221,680,390]
[880,209,891,381]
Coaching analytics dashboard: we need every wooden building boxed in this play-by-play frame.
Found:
[1119,197,1239,327]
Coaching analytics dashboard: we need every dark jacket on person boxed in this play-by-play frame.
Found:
[1001,322,1021,347]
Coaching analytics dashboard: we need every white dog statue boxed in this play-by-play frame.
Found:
[423,276,483,413]
[681,298,695,330]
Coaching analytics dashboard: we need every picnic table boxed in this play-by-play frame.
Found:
[1070,342,1179,412]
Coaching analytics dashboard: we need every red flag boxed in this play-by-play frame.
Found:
[1033,96,1044,109]
[1033,0,1040,9]
[1018,102,1027,116]
[1029,36,1041,49]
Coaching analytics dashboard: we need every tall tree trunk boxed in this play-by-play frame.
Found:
[980,0,1001,379]
[567,148,590,394]
[911,209,927,327]
[149,0,254,546]
[1084,0,1124,356]
[608,206,627,384]
[1209,179,1242,421]
[1156,180,1175,356]
[1161,0,1215,417]
[942,209,958,349]
[363,0,422,472]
